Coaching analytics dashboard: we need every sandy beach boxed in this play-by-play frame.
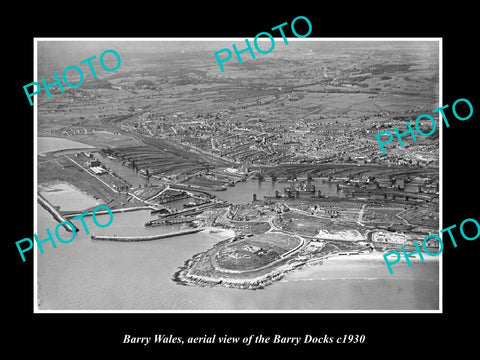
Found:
[285,250,439,282]
[38,182,100,212]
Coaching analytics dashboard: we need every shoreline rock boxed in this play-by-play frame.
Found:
[172,250,304,290]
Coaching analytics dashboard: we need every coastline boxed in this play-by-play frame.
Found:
[172,252,303,290]
[37,136,96,155]
[173,246,440,290]
[38,181,101,213]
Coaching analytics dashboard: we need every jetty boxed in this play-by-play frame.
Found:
[90,228,203,242]
[37,193,79,232]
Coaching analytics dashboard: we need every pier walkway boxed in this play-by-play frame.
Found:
[90,228,203,242]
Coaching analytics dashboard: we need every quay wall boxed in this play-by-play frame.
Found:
[91,228,202,242]
[64,206,158,219]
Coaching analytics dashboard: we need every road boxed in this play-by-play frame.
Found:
[357,204,366,226]
[395,208,413,226]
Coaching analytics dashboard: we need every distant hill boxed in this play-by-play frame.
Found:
[135,79,156,87]
[82,79,113,89]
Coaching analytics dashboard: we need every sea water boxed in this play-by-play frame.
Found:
[37,205,439,311]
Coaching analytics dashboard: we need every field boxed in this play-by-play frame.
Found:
[278,211,357,237]
[398,205,439,229]
[215,232,301,271]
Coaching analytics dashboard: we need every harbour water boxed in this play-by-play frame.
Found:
[97,151,345,203]
[97,153,161,188]
[210,179,344,204]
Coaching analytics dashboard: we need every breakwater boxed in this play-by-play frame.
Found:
[146,216,198,226]
[65,206,157,218]
[90,228,203,242]
[37,194,79,232]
